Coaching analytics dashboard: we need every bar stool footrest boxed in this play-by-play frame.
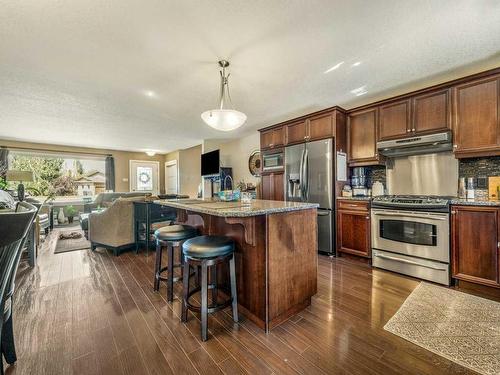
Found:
[185,286,233,314]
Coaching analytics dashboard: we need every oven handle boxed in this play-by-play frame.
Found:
[373,253,448,271]
[372,211,447,221]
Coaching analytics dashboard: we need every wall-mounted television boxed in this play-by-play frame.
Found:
[201,149,220,176]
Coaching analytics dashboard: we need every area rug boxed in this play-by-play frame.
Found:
[384,282,500,375]
[54,230,91,254]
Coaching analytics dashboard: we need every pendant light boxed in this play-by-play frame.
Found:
[201,60,247,131]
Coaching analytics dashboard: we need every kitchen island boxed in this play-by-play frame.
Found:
[154,198,318,331]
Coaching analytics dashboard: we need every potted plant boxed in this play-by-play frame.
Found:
[64,205,78,224]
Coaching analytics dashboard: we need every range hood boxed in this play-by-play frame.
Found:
[377,131,452,157]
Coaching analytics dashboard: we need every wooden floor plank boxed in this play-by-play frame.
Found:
[9,230,482,375]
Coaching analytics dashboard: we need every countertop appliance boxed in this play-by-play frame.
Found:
[285,139,334,254]
[351,167,369,197]
[371,195,451,285]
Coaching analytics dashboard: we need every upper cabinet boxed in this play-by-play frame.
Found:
[453,75,500,158]
[347,108,381,166]
[378,100,411,140]
[286,120,308,144]
[412,89,451,134]
[308,112,334,141]
[260,126,285,150]
[285,112,337,145]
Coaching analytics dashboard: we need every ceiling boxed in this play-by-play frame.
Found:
[1,1,499,153]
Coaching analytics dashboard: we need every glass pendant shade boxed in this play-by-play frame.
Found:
[201,109,247,131]
[202,60,247,131]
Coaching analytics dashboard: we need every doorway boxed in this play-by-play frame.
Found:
[129,160,160,194]
[165,160,179,195]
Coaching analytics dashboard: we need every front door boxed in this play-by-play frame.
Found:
[130,160,159,194]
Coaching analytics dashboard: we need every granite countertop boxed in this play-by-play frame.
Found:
[451,198,500,206]
[154,198,319,217]
[337,196,372,201]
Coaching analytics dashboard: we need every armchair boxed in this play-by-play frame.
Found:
[88,196,147,256]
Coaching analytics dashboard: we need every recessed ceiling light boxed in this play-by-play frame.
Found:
[350,86,368,96]
[145,151,156,156]
[324,61,344,74]
[351,61,362,67]
[143,90,156,98]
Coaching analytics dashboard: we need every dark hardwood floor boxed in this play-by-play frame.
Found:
[4,231,480,375]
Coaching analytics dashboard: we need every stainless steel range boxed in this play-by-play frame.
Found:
[371,195,451,285]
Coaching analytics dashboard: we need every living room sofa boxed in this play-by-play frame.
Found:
[83,191,150,213]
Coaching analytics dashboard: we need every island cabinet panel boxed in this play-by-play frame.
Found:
[412,89,451,134]
[451,206,500,288]
[453,75,500,158]
[173,206,318,331]
[308,112,334,141]
[347,108,381,166]
[337,201,371,258]
[260,126,285,150]
[267,208,317,327]
[378,99,411,140]
[261,172,284,201]
[286,120,308,145]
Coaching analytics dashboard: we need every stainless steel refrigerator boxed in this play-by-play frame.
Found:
[285,139,334,254]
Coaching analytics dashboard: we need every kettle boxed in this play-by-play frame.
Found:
[372,181,385,196]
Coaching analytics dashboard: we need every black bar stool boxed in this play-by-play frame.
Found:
[153,224,197,302]
[181,235,238,341]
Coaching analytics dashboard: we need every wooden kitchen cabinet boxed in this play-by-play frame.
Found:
[412,89,451,135]
[337,200,371,258]
[286,120,308,145]
[261,172,284,201]
[308,112,334,141]
[453,75,500,158]
[260,126,285,150]
[347,108,381,166]
[378,99,411,140]
[451,205,500,288]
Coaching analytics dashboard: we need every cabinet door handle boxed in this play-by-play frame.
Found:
[497,242,500,249]
[412,128,415,132]
[451,210,456,215]
[453,144,458,149]
[407,129,411,133]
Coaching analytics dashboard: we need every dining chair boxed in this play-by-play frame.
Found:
[0,202,37,375]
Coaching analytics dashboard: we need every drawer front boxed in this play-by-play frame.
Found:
[338,200,370,212]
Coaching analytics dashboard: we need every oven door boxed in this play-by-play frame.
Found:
[371,209,449,262]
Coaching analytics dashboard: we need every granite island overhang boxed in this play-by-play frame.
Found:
[154,198,319,331]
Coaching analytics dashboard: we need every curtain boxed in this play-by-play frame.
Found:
[0,148,9,183]
[105,156,115,191]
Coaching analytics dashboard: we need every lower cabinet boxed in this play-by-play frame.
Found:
[261,172,284,201]
[451,205,500,288]
[337,200,371,258]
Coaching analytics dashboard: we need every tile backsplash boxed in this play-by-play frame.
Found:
[458,156,500,178]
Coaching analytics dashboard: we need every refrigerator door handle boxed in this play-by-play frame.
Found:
[303,148,309,200]
[299,148,305,201]
[317,210,330,216]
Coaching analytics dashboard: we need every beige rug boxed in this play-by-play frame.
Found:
[384,283,500,375]
[54,230,91,254]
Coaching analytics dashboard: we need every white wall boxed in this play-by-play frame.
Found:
[217,132,260,186]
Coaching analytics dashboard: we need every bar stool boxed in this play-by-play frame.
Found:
[181,235,238,341]
[153,224,197,302]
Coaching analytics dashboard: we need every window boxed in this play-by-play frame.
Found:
[7,151,106,198]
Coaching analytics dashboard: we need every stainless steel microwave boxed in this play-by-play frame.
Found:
[262,151,284,171]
